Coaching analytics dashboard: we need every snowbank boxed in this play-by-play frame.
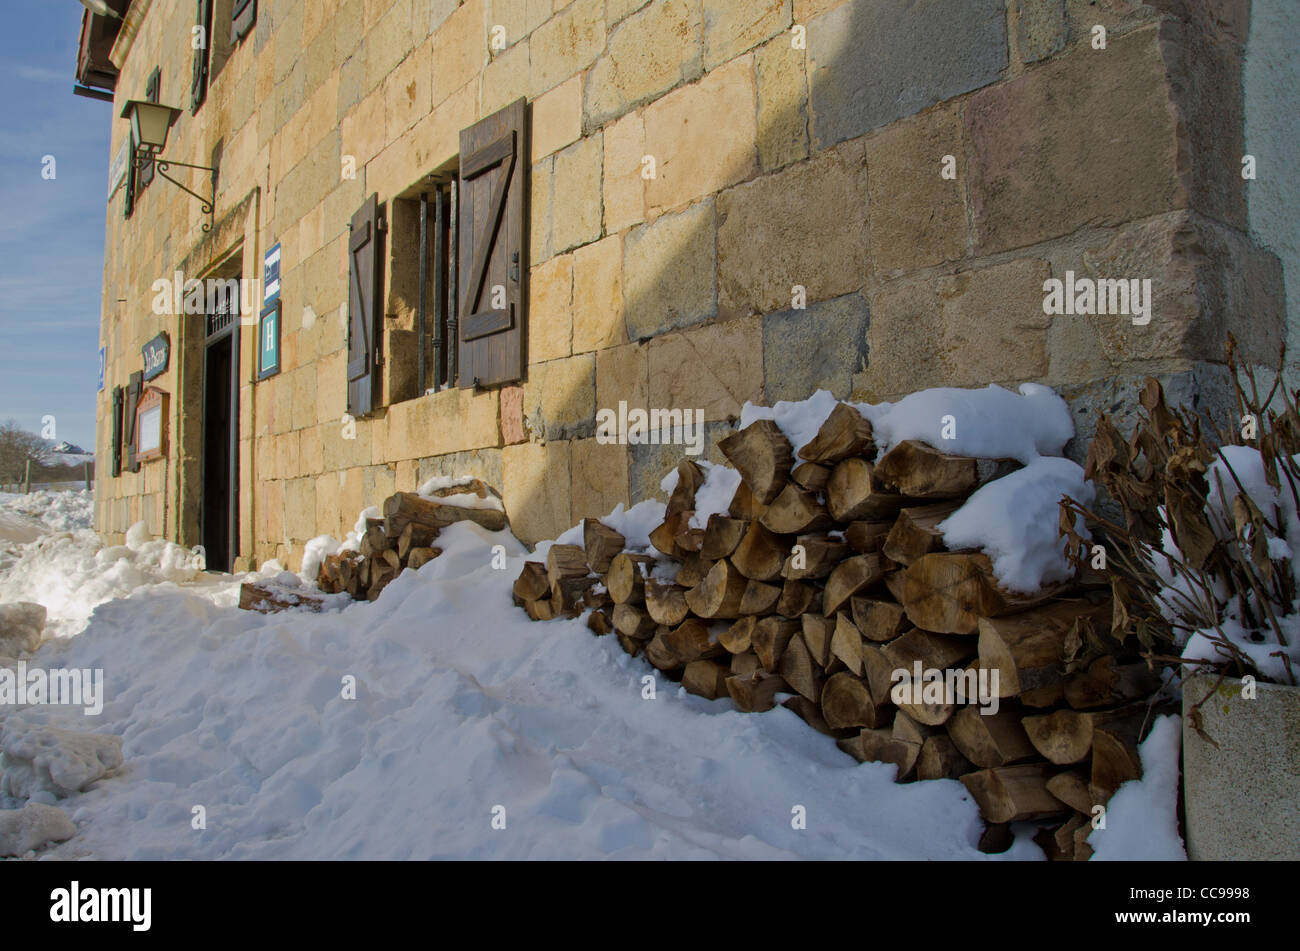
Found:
[1087,715,1186,861]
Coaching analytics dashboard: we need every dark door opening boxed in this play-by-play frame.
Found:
[201,277,240,572]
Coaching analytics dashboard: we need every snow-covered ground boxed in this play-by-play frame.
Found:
[0,390,1187,860]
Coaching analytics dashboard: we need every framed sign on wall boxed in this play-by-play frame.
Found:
[258,299,281,381]
[134,386,169,463]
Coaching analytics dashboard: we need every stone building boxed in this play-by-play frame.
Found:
[81,0,1294,571]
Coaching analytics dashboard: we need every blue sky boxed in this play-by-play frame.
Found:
[0,2,112,450]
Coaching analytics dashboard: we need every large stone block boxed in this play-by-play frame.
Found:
[531,75,583,161]
[627,419,735,502]
[864,104,967,275]
[858,256,1053,399]
[808,0,1007,150]
[480,37,532,116]
[756,34,809,172]
[570,437,630,521]
[1016,0,1068,63]
[530,155,555,264]
[551,135,603,252]
[647,316,764,422]
[624,199,717,339]
[502,440,573,543]
[530,0,606,95]
[522,353,597,440]
[763,292,869,403]
[432,0,488,103]
[584,0,703,128]
[644,57,758,219]
[284,476,317,540]
[528,252,574,363]
[595,340,649,413]
[572,234,626,353]
[601,111,646,234]
[383,40,433,140]
[703,0,790,70]
[965,26,1182,255]
[717,139,867,317]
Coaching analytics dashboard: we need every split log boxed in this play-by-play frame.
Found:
[675,552,716,588]
[798,402,874,463]
[607,553,653,605]
[730,650,762,676]
[729,520,789,582]
[778,634,823,702]
[684,559,749,619]
[902,553,1007,636]
[882,501,961,566]
[916,735,972,781]
[1021,704,1148,765]
[725,669,788,713]
[646,619,718,670]
[644,581,691,627]
[776,579,818,617]
[673,525,705,555]
[682,659,730,700]
[850,597,908,643]
[239,582,326,614]
[383,491,506,533]
[1044,770,1095,815]
[650,509,693,558]
[424,478,490,500]
[1091,716,1146,799]
[781,534,849,581]
[823,553,885,615]
[719,616,756,654]
[615,632,643,656]
[552,575,595,613]
[800,614,835,666]
[844,520,893,553]
[727,480,768,520]
[838,728,921,780]
[760,484,833,535]
[1065,656,1162,710]
[752,617,800,671]
[883,628,976,674]
[586,608,614,636]
[977,822,1015,854]
[826,458,905,522]
[739,579,782,616]
[893,711,938,747]
[512,563,548,602]
[718,420,794,505]
[874,440,979,499]
[582,518,626,575]
[782,696,853,738]
[1073,819,1095,862]
[613,603,657,639]
[546,544,589,588]
[979,598,1113,704]
[882,569,907,603]
[525,597,558,621]
[667,459,706,517]
[960,765,1069,824]
[821,672,890,731]
[859,643,902,711]
[946,707,1038,769]
[830,613,866,676]
[397,522,440,561]
[406,546,442,570]
[790,462,830,493]
[700,515,749,560]
[360,524,393,558]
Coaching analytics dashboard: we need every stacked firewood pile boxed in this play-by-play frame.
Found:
[512,404,1169,859]
[316,480,506,600]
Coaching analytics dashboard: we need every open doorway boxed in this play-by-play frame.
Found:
[201,262,241,572]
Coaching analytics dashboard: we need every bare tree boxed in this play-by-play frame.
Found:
[0,420,50,484]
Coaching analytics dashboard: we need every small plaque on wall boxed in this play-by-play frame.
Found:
[134,386,168,463]
[258,300,280,381]
[142,332,169,381]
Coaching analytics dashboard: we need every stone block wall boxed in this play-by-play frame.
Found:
[95,0,1289,567]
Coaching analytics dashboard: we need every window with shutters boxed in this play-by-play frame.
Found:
[122,371,144,473]
[138,67,160,190]
[110,386,124,477]
[346,194,386,418]
[231,0,256,44]
[377,98,529,411]
[191,0,212,113]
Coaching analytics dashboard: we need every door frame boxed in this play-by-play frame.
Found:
[200,289,241,572]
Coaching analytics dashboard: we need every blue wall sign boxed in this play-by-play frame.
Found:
[263,242,281,306]
[258,300,281,381]
[142,332,169,381]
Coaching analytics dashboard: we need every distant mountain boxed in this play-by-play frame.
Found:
[44,441,95,468]
[51,441,88,455]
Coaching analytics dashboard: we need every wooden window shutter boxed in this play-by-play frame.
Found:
[231,0,256,44]
[456,97,528,388]
[346,194,385,417]
[111,385,124,477]
[191,0,212,114]
[124,371,144,472]
[123,147,136,218]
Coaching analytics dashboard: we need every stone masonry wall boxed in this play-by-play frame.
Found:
[94,0,1287,567]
